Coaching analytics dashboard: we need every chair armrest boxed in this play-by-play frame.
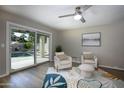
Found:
[81,55,84,63]
[67,56,72,62]
[94,56,98,68]
[94,56,98,63]
[54,56,60,68]
[54,56,60,61]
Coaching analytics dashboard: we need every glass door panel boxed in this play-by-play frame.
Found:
[36,33,50,63]
[11,29,35,70]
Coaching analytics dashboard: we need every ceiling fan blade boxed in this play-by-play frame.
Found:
[58,14,75,18]
[80,17,86,23]
[81,5,92,11]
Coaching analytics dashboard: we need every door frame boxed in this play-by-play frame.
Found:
[6,21,52,74]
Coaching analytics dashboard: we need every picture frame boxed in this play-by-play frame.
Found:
[82,32,101,47]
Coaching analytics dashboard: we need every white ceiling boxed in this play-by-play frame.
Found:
[0,5,124,31]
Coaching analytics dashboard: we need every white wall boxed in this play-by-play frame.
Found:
[58,20,124,69]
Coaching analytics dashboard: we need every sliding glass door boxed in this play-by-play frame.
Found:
[11,29,35,71]
[10,27,50,72]
[36,33,50,63]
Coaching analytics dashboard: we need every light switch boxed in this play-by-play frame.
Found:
[1,43,5,48]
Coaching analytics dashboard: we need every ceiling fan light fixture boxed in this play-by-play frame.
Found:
[74,14,82,20]
[80,17,86,23]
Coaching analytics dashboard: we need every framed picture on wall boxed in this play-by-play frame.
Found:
[82,32,101,47]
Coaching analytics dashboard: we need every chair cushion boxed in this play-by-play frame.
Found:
[84,60,95,64]
[83,52,94,59]
[60,60,71,64]
[57,54,68,61]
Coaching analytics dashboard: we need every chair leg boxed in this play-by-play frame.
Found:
[57,69,59,72]
[71,67,72,70]
[56,65,58,72]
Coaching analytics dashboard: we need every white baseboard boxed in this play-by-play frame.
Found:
[0,73,9,78]
[99,65,124,71]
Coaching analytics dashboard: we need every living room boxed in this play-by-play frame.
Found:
[0,5,124,88]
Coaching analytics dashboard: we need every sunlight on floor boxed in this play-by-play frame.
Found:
[11,56,49,69]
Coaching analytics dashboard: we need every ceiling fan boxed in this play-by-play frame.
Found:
[58,5,92,23]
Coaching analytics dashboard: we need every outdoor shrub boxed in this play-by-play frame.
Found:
[24,42,33,50]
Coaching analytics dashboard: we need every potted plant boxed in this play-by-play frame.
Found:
[55,45,62,52]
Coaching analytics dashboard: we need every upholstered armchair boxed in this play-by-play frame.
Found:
[54,52,72,71]
[81,52,98,68]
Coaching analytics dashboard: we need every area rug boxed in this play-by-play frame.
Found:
[96,68,124,88]
[45,67,124,88]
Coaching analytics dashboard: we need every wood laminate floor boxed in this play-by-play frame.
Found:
[100,67,124,81]
[0,62,123,88]
[0,62,51,88]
